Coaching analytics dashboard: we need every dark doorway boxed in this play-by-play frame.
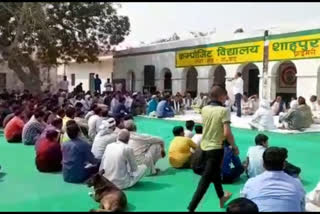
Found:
[213,65,226,89]
[164,70,172,92]
[242,63,260,97]
[186,67,198,98]
[144,65,155,87]
[248,69,260,97]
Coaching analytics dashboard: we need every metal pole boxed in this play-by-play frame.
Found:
[262,30,269,100]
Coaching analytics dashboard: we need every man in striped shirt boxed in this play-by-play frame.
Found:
[22,109,46,145]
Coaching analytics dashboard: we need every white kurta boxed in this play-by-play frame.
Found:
[249,101,276,131]
[233,78,244,95]
[100,141,147,190]
[128,132,164,175]
[191,134,202,146]
[306,182,320,211]
[88,115,100,141]
[91,131,117,160]
[184,130,194,139]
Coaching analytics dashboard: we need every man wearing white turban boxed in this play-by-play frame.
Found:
[91,118,117,160]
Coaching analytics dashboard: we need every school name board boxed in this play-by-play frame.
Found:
[175,41,264,67]
[269,33,320,61]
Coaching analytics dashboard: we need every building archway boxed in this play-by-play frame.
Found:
[213,65,226,88]
[161,68,172,92]
[272,61,297,104]
[238,63,260,97]
[127,70,136,92]
[185,66,198,97]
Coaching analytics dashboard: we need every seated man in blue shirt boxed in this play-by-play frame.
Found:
[147,95,158,116]
[112,97,130,120]
[241,147,305,212]
[156,94,174,118]
[62,120,99,183]
[222,141,244,184]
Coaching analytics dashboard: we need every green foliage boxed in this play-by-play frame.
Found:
[0,2,130,65]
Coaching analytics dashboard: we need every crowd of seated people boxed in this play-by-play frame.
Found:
[1,87,319,212]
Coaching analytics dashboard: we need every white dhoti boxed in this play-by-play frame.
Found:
[136,144,163,176]
[124,164,148,190]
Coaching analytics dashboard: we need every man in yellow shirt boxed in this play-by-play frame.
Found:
[188,85,239,211]
[169,126,197,169]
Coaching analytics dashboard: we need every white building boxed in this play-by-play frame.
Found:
[56,55,113,93]
[0,55,113,93]
[113,27,320,105]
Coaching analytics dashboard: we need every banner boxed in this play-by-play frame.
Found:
[175,40,264,67]
[269,33,320,61]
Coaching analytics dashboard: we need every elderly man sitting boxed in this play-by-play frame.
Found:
[100,129,147,189]
[249,100,276,131]
[297,96,313,128]
[124,119,165,176]
[279,100,305,130]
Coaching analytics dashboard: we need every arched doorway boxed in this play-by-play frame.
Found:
[127,70,135,92]
[162,68,172,92]
[240,63,260,97]
[274,61,297,105]
[186,66,198,97]
[213,65,226,88]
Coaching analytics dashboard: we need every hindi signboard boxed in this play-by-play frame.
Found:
[175,40,264,67]
[269,33,320,61]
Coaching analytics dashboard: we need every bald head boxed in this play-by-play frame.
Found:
[123,119,137,132]
[117,129,130,143]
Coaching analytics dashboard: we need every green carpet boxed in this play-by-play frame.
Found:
[0,116,319,211]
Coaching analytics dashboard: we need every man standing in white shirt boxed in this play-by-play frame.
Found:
[58,76,69,93]
[104,78,113,92]
[231,72,244,117]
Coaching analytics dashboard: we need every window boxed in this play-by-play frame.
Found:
[71,73,75,86]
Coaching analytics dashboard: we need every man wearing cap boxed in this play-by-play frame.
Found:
[91,118,117,160]
[124,119,165,176]
[241,147,305,212]
[100,129,147,189]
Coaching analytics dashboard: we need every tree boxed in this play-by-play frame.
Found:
[0,2,130,92]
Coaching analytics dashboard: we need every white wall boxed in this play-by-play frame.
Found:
[113,51,176,92]
[57,58,113,93]
[266,59,320,104]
